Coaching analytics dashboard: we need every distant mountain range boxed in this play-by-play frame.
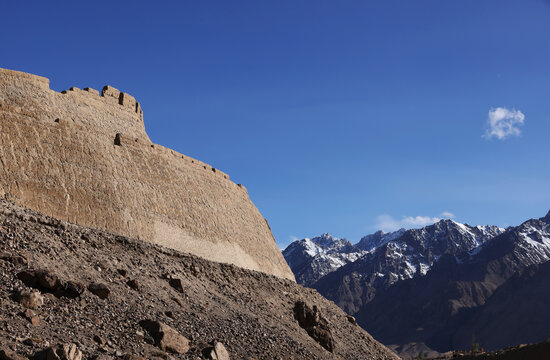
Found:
[282,211,550,357]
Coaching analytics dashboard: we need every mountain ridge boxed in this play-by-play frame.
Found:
[283,211,550,357]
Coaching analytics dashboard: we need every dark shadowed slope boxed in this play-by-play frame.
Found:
[312,220,503,314]
[356,211,550,354]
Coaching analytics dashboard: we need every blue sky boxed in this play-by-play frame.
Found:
[2,1,550,248]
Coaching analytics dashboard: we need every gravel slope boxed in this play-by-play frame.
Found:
[0,200,398,360]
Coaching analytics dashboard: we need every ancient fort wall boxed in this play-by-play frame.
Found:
[0,68,294,280]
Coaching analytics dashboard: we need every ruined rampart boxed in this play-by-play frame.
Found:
[0,68,294,281]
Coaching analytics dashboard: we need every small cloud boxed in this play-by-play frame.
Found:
[484,107,525,140]
[375,214,443,232]
[440,211,455,219]
[278,235,300,251]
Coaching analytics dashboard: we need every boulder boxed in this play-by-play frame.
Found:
[294,301,334,353]
[88,283,110,299]
[36,269,61,290]
[126,279,139,291]
[24,308,40,326]
[62,281,86,299]
[168,278,184,293]
[347,315,357,325]
[16,289,44,309]
[46,343,83,360]
[139,320,190,354]
[205,342,230,360]
[0,348,26,360]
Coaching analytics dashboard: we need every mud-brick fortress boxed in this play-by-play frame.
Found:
[0,68,294,280]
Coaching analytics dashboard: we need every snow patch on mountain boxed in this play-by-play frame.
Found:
[282,233,369,286]
[284,219,508,287]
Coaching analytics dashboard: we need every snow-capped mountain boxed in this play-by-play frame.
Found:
[356,210,550,355]
[283,211,550,356]
[282,233,367,286]
[356,228,406,252]
[510,211,550,264]
[312,220,505,313]
[283,220,504,289]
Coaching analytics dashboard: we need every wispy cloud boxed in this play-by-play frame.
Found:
[375,212,455,232]
[484,107,525,140]
[278,235,300,250]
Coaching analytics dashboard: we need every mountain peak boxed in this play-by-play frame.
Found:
[311,233,340,248]
[356,228,406,252]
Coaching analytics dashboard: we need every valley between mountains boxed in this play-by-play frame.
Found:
[283,212,550,357]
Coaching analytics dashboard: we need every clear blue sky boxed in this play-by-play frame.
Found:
[2,1,550,248]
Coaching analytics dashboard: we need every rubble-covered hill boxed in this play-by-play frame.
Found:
[0,200,399,360]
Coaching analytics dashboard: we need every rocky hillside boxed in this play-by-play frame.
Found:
[0,199,398,360]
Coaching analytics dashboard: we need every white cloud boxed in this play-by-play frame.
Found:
[278,235,300,251]
[484,107,525,140]
[375,212,454,232]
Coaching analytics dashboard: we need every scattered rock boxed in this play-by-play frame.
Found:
[126,279,139,291]
[347,315,356,325]
[0,348,26,360]
[88,283,110,299]
[36,269,61,290]
[17,269,40,288]
[168,278,184,293]
[139,320,190,354]
[0,200,400,360]
[16,269,84,298]
[294,301,334,353]
[16,289,44,309]
[17,269,60,290]
[0,253,27,266]
[204,342,230,360]
[61,281,86,299]
[23,308,40,326]
[93,335,106,346]
[46,343,83,360]
[117,269,128,277]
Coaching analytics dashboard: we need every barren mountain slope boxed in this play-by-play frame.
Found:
[356,211,550,354]
[0,200,398,360]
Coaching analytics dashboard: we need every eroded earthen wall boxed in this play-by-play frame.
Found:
[0,68,294,281]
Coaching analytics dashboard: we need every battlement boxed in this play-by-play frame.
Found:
[0,67,245,192]
[61,85,144,122]
[0,68,147,141]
